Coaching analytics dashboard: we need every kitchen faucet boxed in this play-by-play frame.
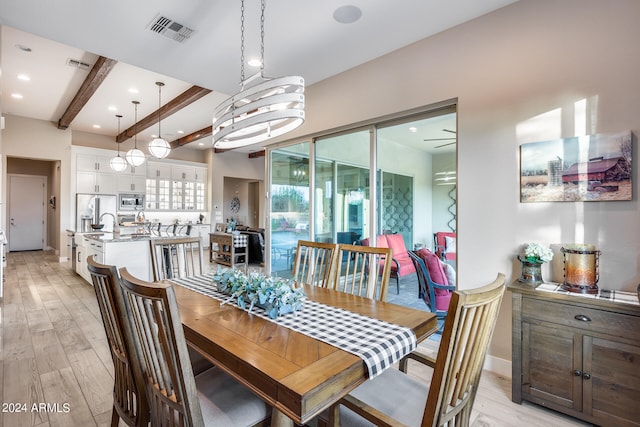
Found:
[99,212,118,234]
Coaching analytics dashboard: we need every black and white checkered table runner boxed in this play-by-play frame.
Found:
[536,282,640,306]
[170,273,417,379]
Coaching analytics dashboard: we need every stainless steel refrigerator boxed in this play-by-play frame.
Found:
[76,193,117,232]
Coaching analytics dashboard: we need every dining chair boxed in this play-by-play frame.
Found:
[292,240,339,287]
[333,243,393,301]
[149,236,204,281]
[86,256,150,427]
[327,273,506,427]
[118,268,271,427]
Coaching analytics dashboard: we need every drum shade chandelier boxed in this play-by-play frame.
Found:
[212,0,305,149]
[110,114,128,172]
[148,82,171,159]
[125,101,146,167]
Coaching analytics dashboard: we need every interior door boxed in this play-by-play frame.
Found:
[9,175,46,251]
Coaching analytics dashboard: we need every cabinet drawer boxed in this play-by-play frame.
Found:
[522,297,640,341]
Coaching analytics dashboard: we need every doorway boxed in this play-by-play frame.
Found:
[8,174,46,251]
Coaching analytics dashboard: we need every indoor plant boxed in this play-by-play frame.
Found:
[213,267,305,319]
[518,243,553,285]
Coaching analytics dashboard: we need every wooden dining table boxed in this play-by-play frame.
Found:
[172,279,438,426]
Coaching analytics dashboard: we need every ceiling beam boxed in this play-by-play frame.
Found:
[116,85,212,142]
[57,56,117,130]
[170,125,212,148]
[248,150,265,158]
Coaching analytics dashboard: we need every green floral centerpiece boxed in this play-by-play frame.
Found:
[212,267,305,319]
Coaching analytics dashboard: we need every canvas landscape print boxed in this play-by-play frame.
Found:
[520,131,632,202]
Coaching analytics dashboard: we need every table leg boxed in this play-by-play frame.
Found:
[270,409,294,427]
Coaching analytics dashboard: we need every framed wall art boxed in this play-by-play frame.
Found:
[520,131,632,202]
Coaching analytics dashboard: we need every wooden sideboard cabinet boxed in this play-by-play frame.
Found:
[509,282,640,427]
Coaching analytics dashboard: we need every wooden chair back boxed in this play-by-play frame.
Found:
[118,268,204,427]
[86,257,149,427]
[150,236,204,281]
[333,243,392,301]
[424,273,506,425]
[292,240,338,287]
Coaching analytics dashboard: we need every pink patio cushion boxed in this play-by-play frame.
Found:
[384,234,416,276]
[416,248,452,311]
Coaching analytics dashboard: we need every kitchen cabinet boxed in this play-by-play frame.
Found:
[147,162,172,179]
[77,170,117,194]
[76,154,113,173]
[510,282,640,426]
[75,234,152,283]
[117,174,146,193]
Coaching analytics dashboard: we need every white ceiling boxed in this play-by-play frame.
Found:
[0,0,518,152]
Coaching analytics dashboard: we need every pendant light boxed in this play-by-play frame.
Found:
[148,81,171,159]
[212,0,305,149]
[110,114,128,172]
[125,100,146,167]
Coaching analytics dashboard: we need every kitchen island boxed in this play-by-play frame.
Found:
[75,232,157,283]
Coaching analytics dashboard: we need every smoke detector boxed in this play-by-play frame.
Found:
[147,14,194,43]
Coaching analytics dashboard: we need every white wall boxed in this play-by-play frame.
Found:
[208,150,265,228]
[1,115,73,257]
[269,0,640,364]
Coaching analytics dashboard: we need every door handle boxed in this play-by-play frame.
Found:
[574,314,591,322]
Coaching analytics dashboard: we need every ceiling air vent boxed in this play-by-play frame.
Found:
[147,14,194,43]
[66,58,92,71]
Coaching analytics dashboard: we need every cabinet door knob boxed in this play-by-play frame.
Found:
[582,373,591,380]
[574,314,591,322]
[573,370,582,376]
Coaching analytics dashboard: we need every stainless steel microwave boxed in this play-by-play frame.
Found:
[119,193,145,210]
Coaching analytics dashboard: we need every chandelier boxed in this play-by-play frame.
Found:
[125,100,146,167]
[110,114,128,172]
[212,0,305,149]
[148,81,171,159]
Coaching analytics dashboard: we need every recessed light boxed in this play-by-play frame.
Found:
[14,44,32,52]
[177,130,185,134]
[333,5,362,24]
[128,88,139,94]
[198,142,204,146]
[107,105,117,111]
[248,58,262,67]
[93,124,101,129]
[17,74,30,81]
[409,127,417,133]
[11,93,23,99]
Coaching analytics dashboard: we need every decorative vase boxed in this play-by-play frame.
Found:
[518,256,543,285]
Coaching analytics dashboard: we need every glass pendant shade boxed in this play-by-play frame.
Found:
[149,81,171,159]
[110,155,127,172]
[126,100,145,166]
[110,114,128,172]
[149,137,171,159]
[125,148,146,166]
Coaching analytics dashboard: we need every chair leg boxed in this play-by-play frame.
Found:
[396,275,400,294]
[110,407,119,427]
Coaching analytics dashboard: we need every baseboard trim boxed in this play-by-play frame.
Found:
[484,355,511,378]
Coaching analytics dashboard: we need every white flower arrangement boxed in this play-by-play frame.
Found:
[212,267,305,319]
[522,242,554,264]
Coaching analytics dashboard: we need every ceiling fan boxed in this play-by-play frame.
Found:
[424,129,457,148]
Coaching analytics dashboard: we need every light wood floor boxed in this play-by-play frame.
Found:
[0,250,593,427]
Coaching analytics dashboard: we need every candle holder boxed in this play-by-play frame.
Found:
[561,244,600,294]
